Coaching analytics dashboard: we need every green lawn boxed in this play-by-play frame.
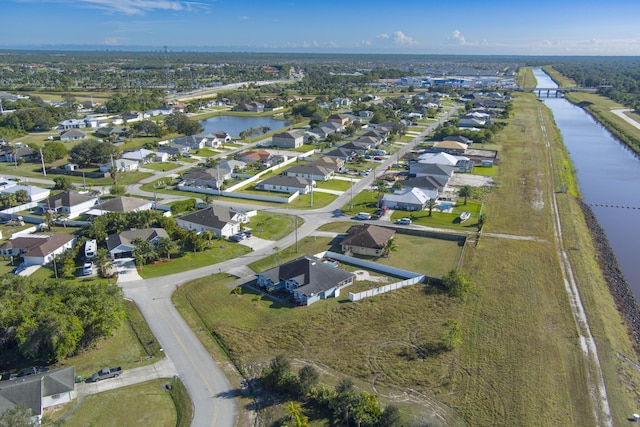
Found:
[315,179,352,191]
[60,379,177,427]
[138,243,252,278]
[141,162,182,172]
[247,212,300,241]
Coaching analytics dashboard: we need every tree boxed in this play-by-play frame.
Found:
[95,248,115,278]
[132,237,159,267]
[282,402,309,427]
[440,319,462,351]
[297,365,319,397]
[458,185,473,205]
[109,166,118,185]
[441,269,473,297]
[109,185,126,195]
[53,176,74,191]
[426,198,438,217]
[0,404,34,427]
[40,140,67,163]
[373,179,388,207]
[382,237,397,258]
[14,189,30,205]
[378,405,402,427]
[156,236,178,260]
[264,354,295,393]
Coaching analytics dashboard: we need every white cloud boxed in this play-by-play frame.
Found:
[30,0,212,15]
[392,31,418,46]
[376,33,390,40]
[449,29,466,45]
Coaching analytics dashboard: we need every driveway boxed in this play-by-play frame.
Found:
[113,258,142,282]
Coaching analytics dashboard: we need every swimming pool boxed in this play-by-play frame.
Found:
[438,202,455,211]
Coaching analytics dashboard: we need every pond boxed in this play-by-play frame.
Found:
[198,115,292,138]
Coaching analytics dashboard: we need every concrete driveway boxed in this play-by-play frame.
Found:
[113,258,142,282]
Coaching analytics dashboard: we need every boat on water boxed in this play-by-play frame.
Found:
[460,211,471,222]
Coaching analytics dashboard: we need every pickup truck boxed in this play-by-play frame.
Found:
[90,367,122,382]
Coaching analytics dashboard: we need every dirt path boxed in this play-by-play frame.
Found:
[611,108,640,130]
[539,106,613,427]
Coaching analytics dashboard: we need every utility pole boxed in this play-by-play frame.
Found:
[295,215,298,253]
[350,177,353,211]
[40,148,46,176]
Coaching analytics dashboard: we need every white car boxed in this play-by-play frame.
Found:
[355,212,372,220]
[395,218,412,225]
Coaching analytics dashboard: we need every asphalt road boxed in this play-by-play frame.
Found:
[112,107,460,427]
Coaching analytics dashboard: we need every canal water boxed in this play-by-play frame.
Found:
[198,115,291,137]
[533,68,640,299]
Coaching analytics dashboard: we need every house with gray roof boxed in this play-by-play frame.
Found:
[256,254,355,305]
[37,190,98,218]
[400,176,449,193]
[60,129,87,142]
[409,163,455,180]
[256,175,313,194]
[86,196,154,217]
[106,227,169,258]
[282,164,334,182]
[0,366,76,425]
[341,224,396,257]
[271,131,304,149]
[175,206,246,237]
[381,187,434,211]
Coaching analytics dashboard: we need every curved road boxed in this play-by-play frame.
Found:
[114,108,461,427]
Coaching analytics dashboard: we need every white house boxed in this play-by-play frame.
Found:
[122,148,169,164]
[38,190,98,218]
[176,206,245,238]
[106,227,169,258]
[0,184,50,202]
[256,176,313,194]
[282,164,334,182]
[381,187,435,211]
[99,158,140,173]
[271,131,304,149]
[0,234,77,265]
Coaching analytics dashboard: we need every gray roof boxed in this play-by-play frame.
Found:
[259,255,355,298]
[283,164,332,177]
[400,176,448,191]
[177,206,238,229]
[259,175,310,188]
[96,196,151,213]
[106,227,168,252]
[41,190,96,209]
[0,366,75,416]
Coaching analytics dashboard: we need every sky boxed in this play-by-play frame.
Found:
[3,0,640,55]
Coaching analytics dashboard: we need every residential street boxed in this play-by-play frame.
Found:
[113,107,460,427]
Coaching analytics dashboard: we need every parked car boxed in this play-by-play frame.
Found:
[242,230,252,238]
[355,212,372,220]
[229,233,246,242]
[395,217,412,225]
[90,367,122,382]
[9,366,50,380]
[373,156,383,161]
[82,262,93,276]
[11,265,26,275]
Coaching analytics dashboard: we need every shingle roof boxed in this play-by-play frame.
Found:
[177,206,238,229]
[42,190,96,209]
[0,367,75,416]
[96,196,151,213]
[106,228,168,252]
[341,224,395,249]
[259,175,310,188]
[1,235,75,258]
[259,255,355,297]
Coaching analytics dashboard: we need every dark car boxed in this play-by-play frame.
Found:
[15,367,50,378]
[243,230,252,238]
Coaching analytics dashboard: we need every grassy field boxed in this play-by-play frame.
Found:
[170,91,640,426]
[141,162,182,172]
[59,379,177,427]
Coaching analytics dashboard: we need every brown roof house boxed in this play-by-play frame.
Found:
[0,366,76,425]
[0,234,76,265]
[256,254,355,305]
[341,224,396,257]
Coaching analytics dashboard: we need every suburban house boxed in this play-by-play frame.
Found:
[86,196,154,217]
[176,206,247,238]
[99,158,140,173]
[444,135,474,145]
[400,176,449,193]
[307,125,336,139]
[181,167,228,191]
[271,131,304,149]
[60,129,87,142]
[255,254,355,305]
[0,183,50,202]
[106,227,169,258]
[310,156,345,171]
[381,187,434,211]
[430,140,469,154]
[172,135,208,150]
[233,102,264,113]
[0,234,77,265]
[37,190,98,218]
[217,159,246,174]
[324,147,358,163]
[331,97,352,107]
[239,149,272,165]
[415,152,474,173]
[340,224,396,257]
[282,164,334,182]
[1,145,35,163]
[340,141,372,154]
[328,113,351,126]
[122,148,169,164]
[256,176,313,194]
[58,118,87,130]
[95,126,126,139]
[0,366,76,425]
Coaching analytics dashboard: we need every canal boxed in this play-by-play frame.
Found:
[533,68,640,300]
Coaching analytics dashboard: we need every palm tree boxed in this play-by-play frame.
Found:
[156,236,178,260]
[109,166,118,186]
[458,185,473,205]
[426,198,438,217]
[384,238,397,258]
[373,179,388,207]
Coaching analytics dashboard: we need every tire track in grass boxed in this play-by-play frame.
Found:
[539,106,613,427]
